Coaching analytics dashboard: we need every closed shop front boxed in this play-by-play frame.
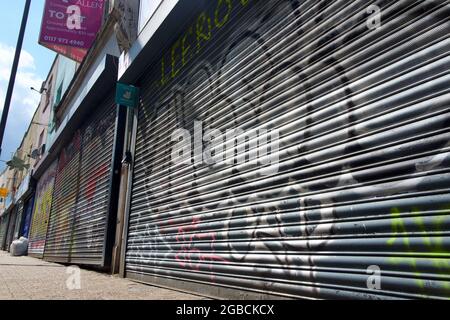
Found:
[0,213,10,251]
[20,195,35,239]
[44,131,82,262]
[44,96,119,266]
[4,206,18,252]
[28,160,57,258]
[13,174,36,241]
[123,0,450,299]
[11,202,24,243]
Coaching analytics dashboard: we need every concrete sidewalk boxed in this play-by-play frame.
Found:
[0,251,205,300]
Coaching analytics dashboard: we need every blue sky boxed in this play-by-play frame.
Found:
[0,0,56,169]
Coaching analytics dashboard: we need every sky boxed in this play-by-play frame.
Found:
[0,0,56,170]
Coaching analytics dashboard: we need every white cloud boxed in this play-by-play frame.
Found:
[14,71,43,112]
[0,44,42,108]
[0,42,43,160]
[0,43,36,70]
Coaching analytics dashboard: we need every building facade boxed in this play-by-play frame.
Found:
[11,0,450,300]
[28,55,80,257]
[115,0,450,299]
[29,3,123,266]
[0,55,63,252]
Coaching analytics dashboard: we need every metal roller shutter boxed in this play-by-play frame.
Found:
[12,202,25,242]
[125,0,450,299]
[44,97,117,265]
[4,207,18,251]
[28,160,58,258]
[69,96,117,264]
[44,131,82,262]
[0,213,10,251]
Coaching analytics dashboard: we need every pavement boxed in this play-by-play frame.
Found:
[0,251,206,300]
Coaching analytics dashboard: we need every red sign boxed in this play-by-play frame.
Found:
[44,43,88,63]
[39,0,105,62]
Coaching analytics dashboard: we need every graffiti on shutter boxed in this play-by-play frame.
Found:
[126,0,450,299]
[44,97,117,265]
[28,160,58,257]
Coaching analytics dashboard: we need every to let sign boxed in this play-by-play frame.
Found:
[39,0,106,62]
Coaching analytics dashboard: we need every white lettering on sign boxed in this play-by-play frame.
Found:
[76,0,104,9]
[48,10,66,20]
[67,5,83,30]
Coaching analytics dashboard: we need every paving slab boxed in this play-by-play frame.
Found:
[0,251,206,300]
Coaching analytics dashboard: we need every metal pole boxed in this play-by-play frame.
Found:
[0,0,32,157]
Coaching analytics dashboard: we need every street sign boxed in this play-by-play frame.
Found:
[0,188,8,198]
[116,83,140,108]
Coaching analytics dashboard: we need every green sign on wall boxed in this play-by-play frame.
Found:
[115,83,140,108]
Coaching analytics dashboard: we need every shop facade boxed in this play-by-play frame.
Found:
[29,9,124,267]
[43,94,123,266]
[28,161,57,257]
[8,0,448,300]
[116,0,450,299]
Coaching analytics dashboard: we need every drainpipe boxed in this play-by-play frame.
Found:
[112,106,137,275]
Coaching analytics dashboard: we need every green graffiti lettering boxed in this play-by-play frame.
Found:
[196,12,212,53]
[182,27,193,67]
[156,0,256,89]
[171,38,182,79]
[387,204,450,294]
[412,211,432,248]
[387,208,409,247]
[161,56,167,86]
[215,0,233,28]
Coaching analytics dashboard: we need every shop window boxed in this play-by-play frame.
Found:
[55,81,64,107]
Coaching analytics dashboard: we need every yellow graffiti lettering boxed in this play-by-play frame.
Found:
[196,12,212,53]
[182,27,193,67]
[215,0,232,28]
[158,1,256,86]
[161,56,167,86]
[387,208,409,247]
[413,211,432,248]
[387,205,450,294]
[171,38,182,79]
[29,184,54,240]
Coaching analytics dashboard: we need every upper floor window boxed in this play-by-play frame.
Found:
[55,81,64,107]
